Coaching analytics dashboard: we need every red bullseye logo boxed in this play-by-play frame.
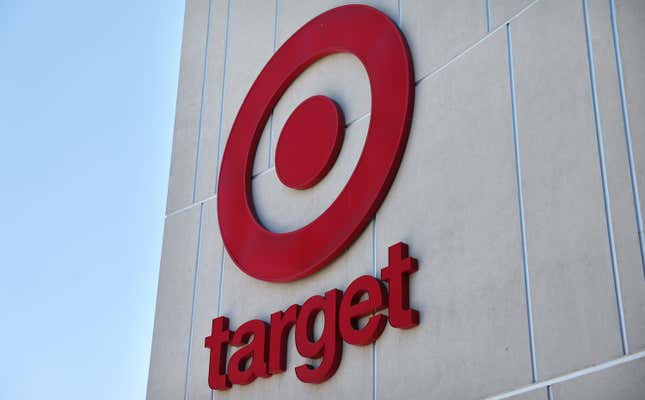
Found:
[217,5,414,282]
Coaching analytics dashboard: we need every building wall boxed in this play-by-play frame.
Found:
[148,0,645,399]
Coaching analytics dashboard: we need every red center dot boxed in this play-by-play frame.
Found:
[275,95,345,190]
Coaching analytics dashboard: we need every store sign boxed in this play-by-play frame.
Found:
[205,243,419,390]
[207,4,417,390]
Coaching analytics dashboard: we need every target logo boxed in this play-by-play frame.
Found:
[207,7,419,388]
[217,5,415,282]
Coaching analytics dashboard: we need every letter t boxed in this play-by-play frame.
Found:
[380,242,419,329]
[205,316,233,390]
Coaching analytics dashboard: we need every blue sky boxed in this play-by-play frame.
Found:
[0,1,184,398]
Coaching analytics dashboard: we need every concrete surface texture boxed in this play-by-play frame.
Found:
[149,0,645,399]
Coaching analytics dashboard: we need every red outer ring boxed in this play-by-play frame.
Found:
[217,5,415,282]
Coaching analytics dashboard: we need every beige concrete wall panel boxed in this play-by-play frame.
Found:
[167,0,211,213]
[510,0,622,379]
[614,0,645,351]
[553,357,645,399]
[506,388,548,400]
[401,0,487,80]
[616,0,645,244]
[490,0,534,29]
[147,207,202,399]
[194,0,231,203]
[587,0,645,353]
[186,199,223,400]
[375,28,533,399]
[218,0,276,180]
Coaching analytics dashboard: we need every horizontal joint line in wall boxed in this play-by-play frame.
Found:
[484,350,645,400]
[166,193,217,218]
[164,0,543,220]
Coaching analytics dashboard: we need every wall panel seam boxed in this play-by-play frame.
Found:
[506,22,538,383]
[213,0,232,194]
[161,0,541,218]
[372,220,377,400]
[415,0,539,86]
[183,203,205,400]
[609,0,645,282]
[192,0,214,203]
[211,236,226,400]
[582,0,628,355]
[167,193,218,218]
[484,349,645,399]
[267,0,279,170]
[248,0,540,178]
[168,0,543,211]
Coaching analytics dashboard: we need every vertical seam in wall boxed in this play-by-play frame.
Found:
[486,0,491,32]
[371,219,377,400]
[267,0,279,170]
[193,0,214,203]
[398,0,402,27]
[582,0,628,355]
[506,22,538,383]
[609,0,645,281]
[216,244,226,317]
[214,0,232,194]
[184,204,205,400]
[212,239,226,400]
